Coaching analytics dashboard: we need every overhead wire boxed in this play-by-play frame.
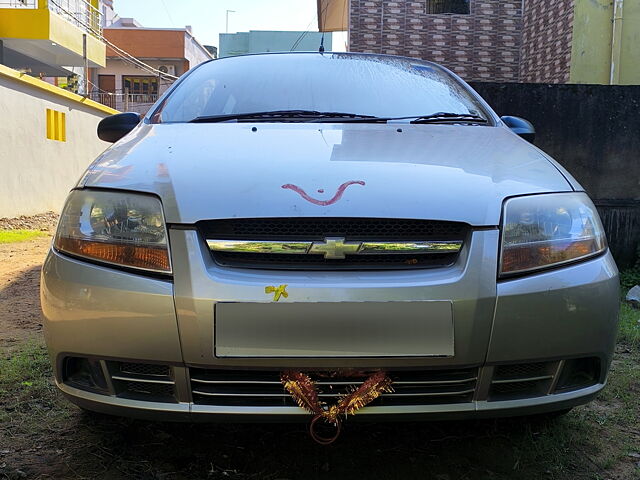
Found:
[104,37,179,81]
[290,0,333,52]
[160,0,176,25]
[49,0,179,82]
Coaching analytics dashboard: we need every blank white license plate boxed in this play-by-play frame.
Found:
[214,301,454,358]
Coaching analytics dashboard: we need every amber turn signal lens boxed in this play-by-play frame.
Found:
[501,238,600,275]
[55,237,171,273]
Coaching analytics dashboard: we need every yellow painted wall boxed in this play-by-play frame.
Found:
[0,7,105,67]
[619,0,640,84]
[570,0,640,84]
[0,8,50,38]
[49,11,106,66]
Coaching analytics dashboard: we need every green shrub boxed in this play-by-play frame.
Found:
[620,246,640,290]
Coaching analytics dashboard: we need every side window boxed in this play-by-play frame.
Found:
[426,0,470,14]
[159,78,219,122]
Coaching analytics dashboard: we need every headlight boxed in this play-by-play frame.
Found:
[500,192,606,277]
[54,190,171,274]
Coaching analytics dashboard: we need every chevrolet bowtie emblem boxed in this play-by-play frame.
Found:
[308,237,362,260]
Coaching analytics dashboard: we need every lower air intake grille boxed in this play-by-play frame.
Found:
[189,368,478,407]
[124,380,174,398]
[489,362,556,401]
[108,361,177,403]
[119,363,171,377]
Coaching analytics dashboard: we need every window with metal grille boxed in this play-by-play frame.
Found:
[426,0,470,14]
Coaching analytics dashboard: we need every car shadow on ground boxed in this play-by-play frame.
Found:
[56,409,588,480]
[0,265,44,349]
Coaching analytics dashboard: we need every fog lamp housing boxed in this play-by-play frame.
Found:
[555,357,601,393]
[63,357,109,394]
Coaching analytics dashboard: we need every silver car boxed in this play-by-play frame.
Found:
[41,53,619,426]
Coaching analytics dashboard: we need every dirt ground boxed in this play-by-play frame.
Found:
[0,233,52,350]
[0,216,638,480]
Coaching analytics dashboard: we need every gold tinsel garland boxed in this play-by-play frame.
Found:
[281,370,394,444]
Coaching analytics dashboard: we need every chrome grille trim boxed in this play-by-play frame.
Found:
[191,377,478,386]
[359,240,463,254]
[189,368,479,407]
[191,389,477,398]
[207,238,463,259]
[111,374,175,385]
[491,375,553,384]
[206,240,310,255]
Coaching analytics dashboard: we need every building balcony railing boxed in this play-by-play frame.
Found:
[0,0,102,38]
[90,91,159,114]
[0,0,37,6]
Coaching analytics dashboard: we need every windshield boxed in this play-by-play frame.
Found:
[151,53,490,124]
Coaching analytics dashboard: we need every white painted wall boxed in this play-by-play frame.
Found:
[184,32,213,67]
[0,75,112,218]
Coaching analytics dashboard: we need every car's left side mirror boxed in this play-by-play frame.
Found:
[97,112,142,143]
[501,116,535,144]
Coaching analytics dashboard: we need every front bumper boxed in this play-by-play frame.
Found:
[41,228,620,421]
[57,377,604,422]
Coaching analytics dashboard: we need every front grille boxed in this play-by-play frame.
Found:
[189,368,478,407]
[198,218,468,270]
[199,218,467,239]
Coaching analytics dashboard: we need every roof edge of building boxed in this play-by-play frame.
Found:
[0,64,119,116]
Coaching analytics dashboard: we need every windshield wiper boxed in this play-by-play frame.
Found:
[408,112,488,124]
[331,112,489,124]
[188,110,378,123]
[188,110,488,125]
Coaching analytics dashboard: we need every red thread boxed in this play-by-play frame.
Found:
[281,180,365,206]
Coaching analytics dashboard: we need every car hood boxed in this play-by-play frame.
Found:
[80,123,573,226]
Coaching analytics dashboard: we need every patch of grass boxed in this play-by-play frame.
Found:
[0,229,47,244]
[619,301,640,346]
[0,341,50,387]
[0,341,72,436]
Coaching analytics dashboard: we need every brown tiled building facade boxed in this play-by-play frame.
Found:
[519,0,574,83]
[348,0,573,83]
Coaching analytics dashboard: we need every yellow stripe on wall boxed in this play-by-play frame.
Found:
[46,108,66,142]
[60,111,66,142]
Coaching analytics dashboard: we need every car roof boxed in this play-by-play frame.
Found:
[205,51,444,70]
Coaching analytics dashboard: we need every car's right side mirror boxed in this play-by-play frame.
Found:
[97,112,142,143]
[501,116,535,144]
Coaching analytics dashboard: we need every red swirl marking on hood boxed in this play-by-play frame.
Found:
[281,180,366,206]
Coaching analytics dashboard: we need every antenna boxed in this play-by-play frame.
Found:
[319,0,331,53]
